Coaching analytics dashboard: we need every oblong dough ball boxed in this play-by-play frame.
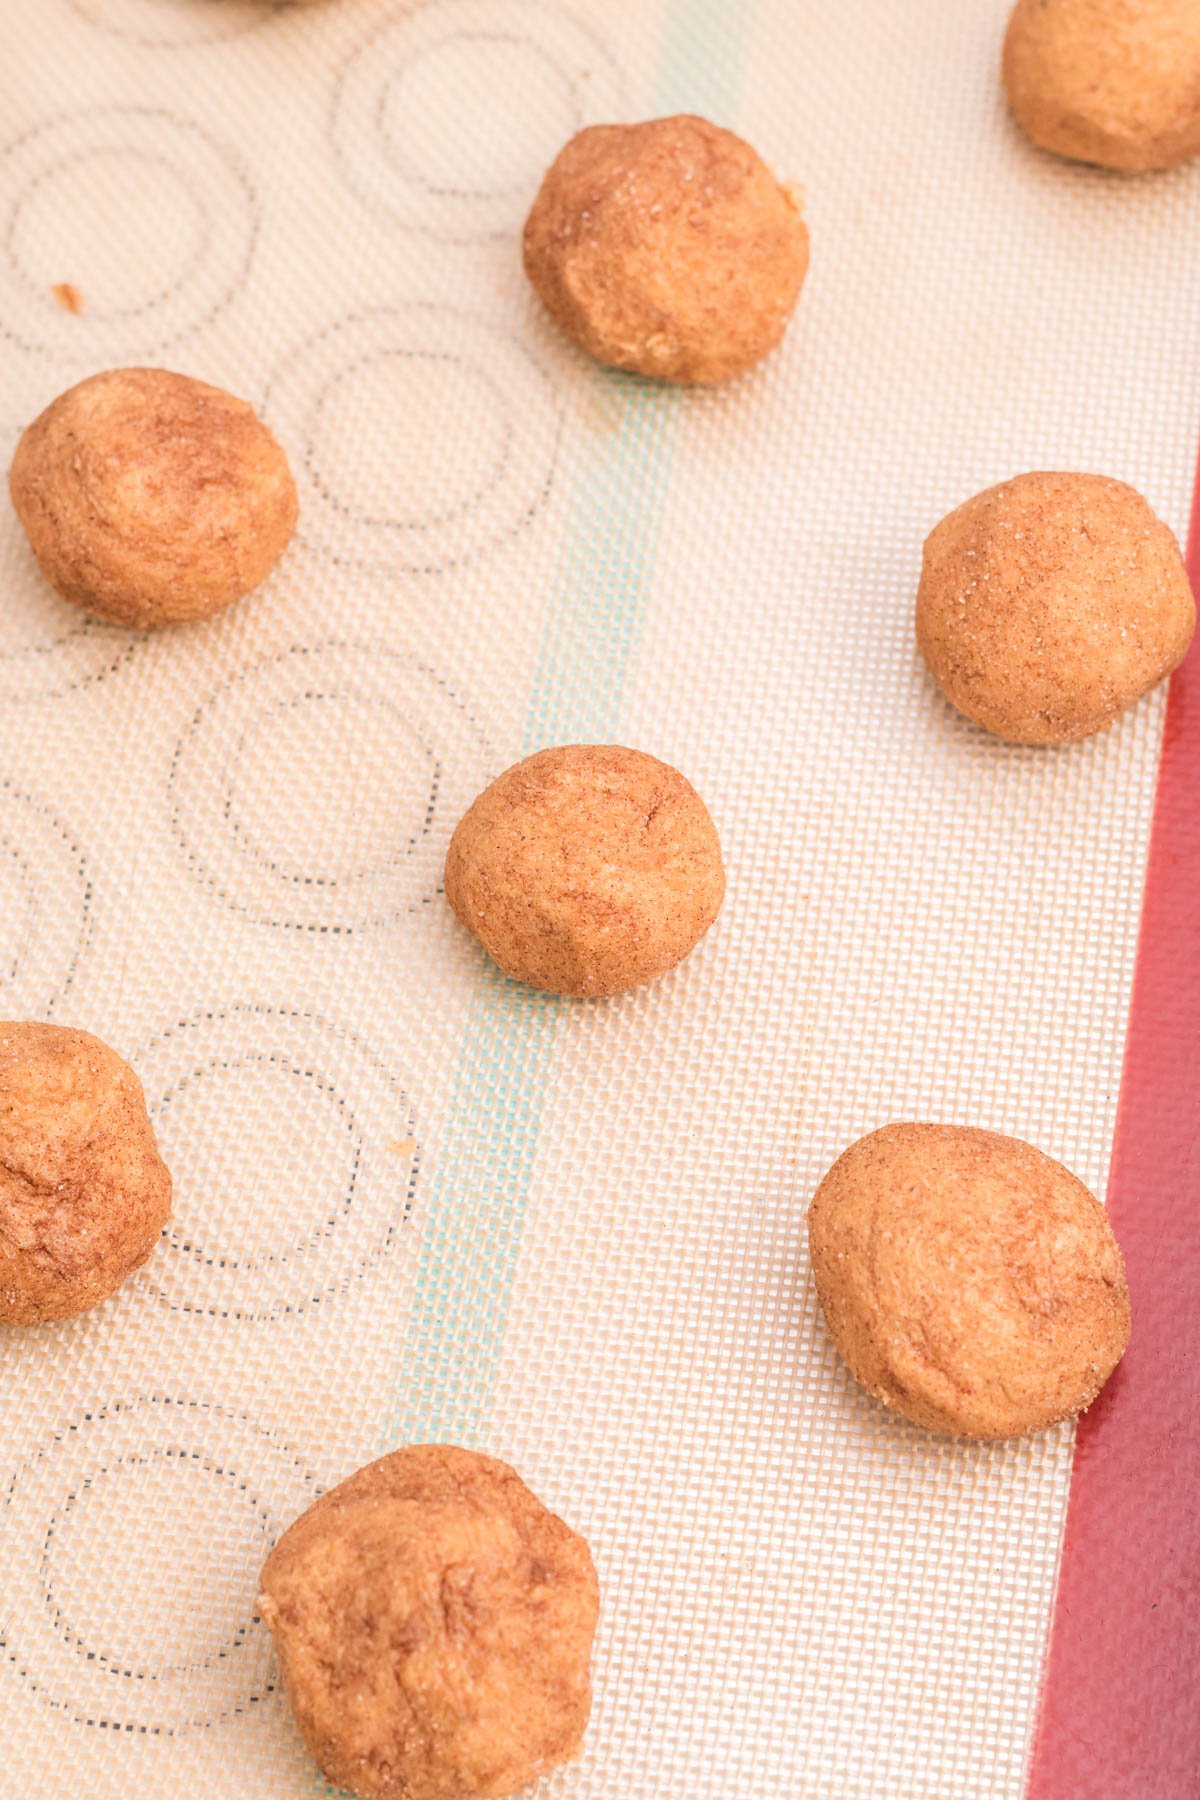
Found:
[444,744,725,997]
[808,1123,1131,1439]
[1004,0,1200,171]
[0,1022,171,1325]
[259,1445,599,1800]
[10,367,298,628]
[523,114,809,384]
[916,472,1194,744]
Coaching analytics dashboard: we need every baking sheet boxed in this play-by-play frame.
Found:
[2,2,1199,1795]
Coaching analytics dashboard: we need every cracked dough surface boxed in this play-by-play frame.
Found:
[915,471,1195,744]
[258,1445,599,1800]
[523,114,808,384]
[444,743,725,998]
[0,1021,172,1325]
[1004,0,1200,172]
[9,367,298,629]
[808,1123,1131,1440]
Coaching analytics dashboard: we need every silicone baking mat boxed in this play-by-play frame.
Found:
[1,2,1198,1797]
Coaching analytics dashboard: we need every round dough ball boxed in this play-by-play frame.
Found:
[258,1445,599,1800]
[916,471,1194,744]
[9,367,298,628]
[0,1022,172,1325]
[808,1123,1131,1440]
[523,114,809,384]
[1004,0,1200,172]
[444,744,725,998]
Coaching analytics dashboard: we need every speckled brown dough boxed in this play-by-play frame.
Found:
[808,1124,1131,1440]
[9,368,298,628]
[916,472,1194,744]
[258,1446,599,1800]
[1004,0,1200,171]
[444,744,725,998]
[523,114,809,384]
[0,1022,172,1325]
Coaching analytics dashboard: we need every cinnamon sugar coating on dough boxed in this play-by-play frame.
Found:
[0,1022,171,1325]
[258,1446,599,1800]
[808,1124,1131,1440]
[10,368,297,628]
[916,472,1194,744]
[523,114,809,384]
[444,744,725,998]
[1004,0,1200,172]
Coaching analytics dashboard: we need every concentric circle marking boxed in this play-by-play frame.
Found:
[42,1451,270,1681]
[0,107,257,359]
[378,35,580,200]
[168,641,490,932]
[8,148,209,321]
[331,0,626,239]
[0,781,92,1016]
[1,1396,318,1733]
[137,1004,419,1321]
[0,475,139,699]
[64,0,278,49]
[0,587,139,700]
[264,306,561,575]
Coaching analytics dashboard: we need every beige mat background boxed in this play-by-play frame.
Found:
[1,2,1198,1796]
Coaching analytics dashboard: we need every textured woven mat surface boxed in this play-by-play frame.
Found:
[2,3,1199,1796]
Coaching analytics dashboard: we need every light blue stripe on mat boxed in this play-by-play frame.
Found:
[383,0,758,1454]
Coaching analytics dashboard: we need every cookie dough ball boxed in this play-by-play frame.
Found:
[259,1445,599,1800]
[0,1022,171,1325]
[445,744,725,997]
[523,114,809,384]
[9,368,298,628]
[808,1124,1131,1439]
[916,472,1194,744]
[1004,0,1200,172]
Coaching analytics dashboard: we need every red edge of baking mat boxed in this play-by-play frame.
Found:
[1025,463,1200,1800]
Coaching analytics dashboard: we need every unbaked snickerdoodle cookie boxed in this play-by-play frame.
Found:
[808,1123,1131,1440]
[523,114,809,384]
[444,744,725,997]
[259,1445,599,1800]
[0,1022,171,1325]
[916,471,1194,744]
[10,367,298,628]
[1004,0,1200,172]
